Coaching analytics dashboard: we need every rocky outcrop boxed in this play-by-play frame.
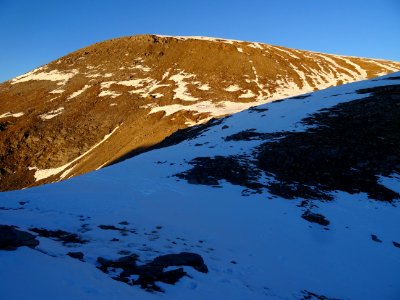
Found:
[97,251,208,291]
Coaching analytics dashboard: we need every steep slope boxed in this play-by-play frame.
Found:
[1,34,400,191]
[1,72,399,299]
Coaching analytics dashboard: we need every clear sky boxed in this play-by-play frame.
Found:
[1,0,399,82]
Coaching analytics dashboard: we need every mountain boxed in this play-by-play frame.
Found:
[1,34,399,191]
[1,72,399,299]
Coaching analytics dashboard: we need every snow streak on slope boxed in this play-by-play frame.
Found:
[1,73,400,300]
[28,126,120,181]
[11,67,79,85]
[67,84,91,100]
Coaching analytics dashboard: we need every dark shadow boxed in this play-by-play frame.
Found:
[106,117,225,167]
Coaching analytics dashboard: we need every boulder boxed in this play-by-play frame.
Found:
[151,252,209,273]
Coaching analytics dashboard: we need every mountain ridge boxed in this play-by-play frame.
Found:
[1,34,399,191]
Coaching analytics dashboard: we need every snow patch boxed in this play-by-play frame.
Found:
[247,42,263,50]
[47,96,60,102]
[366,60,399,73]
[120,78,169,98]
[86,73,102,78]
[162,70,170,80]
[98,90,121,98]
[338,57,368,80]
[0,112,24,119]
[273,46,301,60]
[131,65,151,72]
[99,82,120,98]
[148,100,265,120]
[11,68,78,85]
[378,174,400,194]
[156,35,240,44]
[49,88,65,94]
[239,90,256,98]
[100,81,116,89]
[169,71,198,101]
[118,79,149,88]
[151,93,164,98]
[67,85,91,100]
[197,83,210,91]
[224,85,241,92]
[40,107,64,120]
[317,54,359,83]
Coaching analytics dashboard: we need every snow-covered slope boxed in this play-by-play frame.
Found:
[1,34,400,191]
[1,72,400,300]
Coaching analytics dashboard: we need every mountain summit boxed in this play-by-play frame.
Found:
[1,34,399,191]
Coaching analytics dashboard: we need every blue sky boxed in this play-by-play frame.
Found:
[1,0,399,82]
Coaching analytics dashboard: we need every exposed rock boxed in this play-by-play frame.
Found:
[371,234,383,243]
[224,129,285,142]
[97,251,207,292]
[266,182,333,200]
[30,227,87,245]
[97,254,139,274]
[0,225,39,250]
[175,155,263,191]
[301,289,342,300]
[150,252,208,273]
[98,224,125,231]
[67,251,84,260]
[301,211,330,226]
[248,106,269,113]
[134,267,186,289]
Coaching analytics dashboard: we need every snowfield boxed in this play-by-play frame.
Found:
[1,73,400,300]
